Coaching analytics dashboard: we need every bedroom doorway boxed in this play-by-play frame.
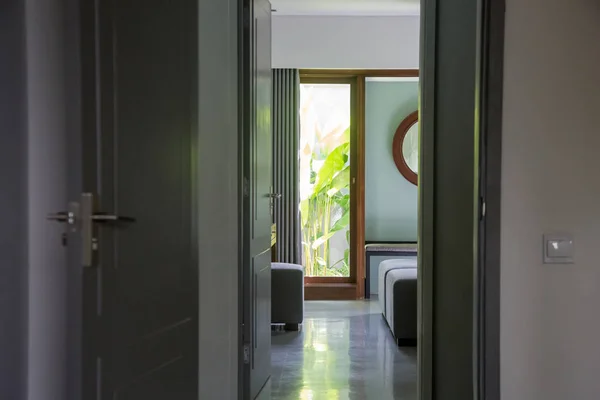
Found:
[298,70,420,301]
[274,69,422,399]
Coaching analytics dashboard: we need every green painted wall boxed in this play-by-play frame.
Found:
[365,80,418,241]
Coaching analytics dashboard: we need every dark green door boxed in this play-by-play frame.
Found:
[242,0,273,398]
[78,1,198,398]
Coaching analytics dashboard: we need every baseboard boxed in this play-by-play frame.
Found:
[304,283,357,300]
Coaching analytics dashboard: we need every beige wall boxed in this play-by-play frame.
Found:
[272,16,419,68]
[501,0,600,398]
[26,0,70,398]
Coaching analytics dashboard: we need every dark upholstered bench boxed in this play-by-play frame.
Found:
[365,242,417,298]
[271,262,304,331]
[378,258,417,318]
[383,264,417,346]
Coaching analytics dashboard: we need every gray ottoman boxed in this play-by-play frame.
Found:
[271,262,304,331]
[385,267,418,346]
[365,243,417,297]
[378,258,417,318]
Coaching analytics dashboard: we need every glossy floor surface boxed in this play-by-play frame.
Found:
[271,300,417,400]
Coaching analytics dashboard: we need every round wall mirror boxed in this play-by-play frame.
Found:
[392,111,419,186]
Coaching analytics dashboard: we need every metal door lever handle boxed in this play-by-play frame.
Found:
[91,213,136,223]
[47,212,69,221]
[46,194,135,268]
[47,212,134,223]
[267,193,282,199]
[47,211,77,225]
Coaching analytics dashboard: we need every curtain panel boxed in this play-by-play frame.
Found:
[272,69,301,264]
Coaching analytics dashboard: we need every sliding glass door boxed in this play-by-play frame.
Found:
[299,81,353,278]
[298,75,360,297]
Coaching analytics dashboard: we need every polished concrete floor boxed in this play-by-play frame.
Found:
[271,299,417,400]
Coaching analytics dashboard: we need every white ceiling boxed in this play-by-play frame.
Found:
[270,0,421,16]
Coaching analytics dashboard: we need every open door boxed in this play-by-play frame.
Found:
[52,1,199,399]
[241,0,273,398]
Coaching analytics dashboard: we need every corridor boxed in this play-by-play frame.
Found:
[271,300,417,399]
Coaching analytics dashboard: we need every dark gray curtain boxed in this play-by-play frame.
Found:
[272,69,301,264]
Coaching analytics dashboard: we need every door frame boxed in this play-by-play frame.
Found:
[299,69,419,300]
[475,0,505,398]
[418,0,504,399]
[196,0,242,398]
[298,74,358,299]
[0,0,508,398]
[239,0,273,397]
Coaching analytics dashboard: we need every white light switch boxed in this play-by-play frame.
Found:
[543,234,574,264]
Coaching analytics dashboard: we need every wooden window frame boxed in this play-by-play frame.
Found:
[300,76,357,288]
[300,69,419,300]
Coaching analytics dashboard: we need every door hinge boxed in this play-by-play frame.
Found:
[243,344,250,364]
[243,177,250,197]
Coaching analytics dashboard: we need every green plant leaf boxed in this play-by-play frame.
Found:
[320,126,351,155]
[330,209,350,232]
[341,127,350,144]
[327,166,350,197]
[310,170,317,185]
[300,124,352,276]
[311,231,336,249]
[315,257,327,266]
[300,199,309,227]
[329,258,346,269]
[333,193,350,209]
[328,269,342,277]
[314,142,350,193]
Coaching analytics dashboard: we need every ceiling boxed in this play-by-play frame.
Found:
[270,0,421,16]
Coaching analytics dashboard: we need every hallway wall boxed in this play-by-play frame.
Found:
[272,16,419,68]
[0,1,28,398]
[25,0,70,399]
[197,0,240,397]
[501,0,600,398]
[365,80,419,242]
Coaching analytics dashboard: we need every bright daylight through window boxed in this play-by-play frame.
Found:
[299,83,351,277]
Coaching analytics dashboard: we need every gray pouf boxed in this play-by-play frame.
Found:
[378,258,417,318]
[385,267,418,346]
[271,262,304,331]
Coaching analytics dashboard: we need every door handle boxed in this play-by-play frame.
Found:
[80,193,135,267]
[47,203,82,247]
[267,193,282,199]
[47,202,80,226]
[47,212,71,222]
[47,194,135,267]
[91,213,136,223]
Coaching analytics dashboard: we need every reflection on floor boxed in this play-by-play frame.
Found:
[271,299,417,400]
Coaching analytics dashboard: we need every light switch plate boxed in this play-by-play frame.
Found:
[543,233,574,264]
